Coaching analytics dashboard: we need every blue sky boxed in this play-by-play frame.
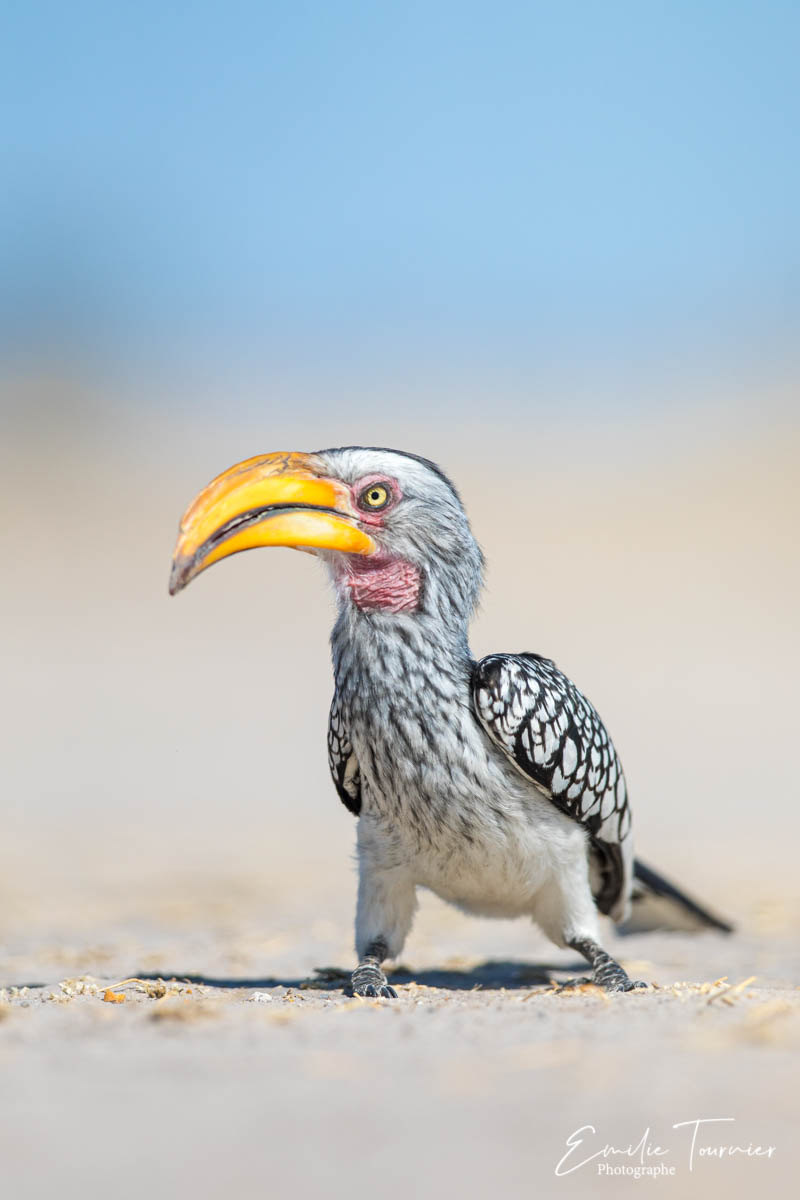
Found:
[2,1,798,376]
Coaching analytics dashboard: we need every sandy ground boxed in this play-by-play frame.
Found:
[2,404,798,1198]
[2,883,799,1200]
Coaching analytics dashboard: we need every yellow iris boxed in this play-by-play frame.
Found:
[361,484,390,510]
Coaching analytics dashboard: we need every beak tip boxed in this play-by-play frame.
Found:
[169,557,191,596]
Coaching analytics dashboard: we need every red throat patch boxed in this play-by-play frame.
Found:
[345,557,422,614]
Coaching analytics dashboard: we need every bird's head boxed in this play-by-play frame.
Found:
[169,447,483,624]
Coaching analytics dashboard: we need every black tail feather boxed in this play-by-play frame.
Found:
[620,858,734,935]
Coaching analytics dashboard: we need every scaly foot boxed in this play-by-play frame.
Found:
[566,936,649,992]
[351,960,397,999]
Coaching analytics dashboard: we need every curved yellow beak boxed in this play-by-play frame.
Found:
[169,451,377,594]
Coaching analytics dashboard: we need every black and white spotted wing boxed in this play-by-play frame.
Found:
[472,653,632,915]
[327,692,361,816]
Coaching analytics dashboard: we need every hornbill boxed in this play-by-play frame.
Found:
[170,447,731,995]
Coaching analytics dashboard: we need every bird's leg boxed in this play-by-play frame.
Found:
[351,937,397,999]
[567,936,647,992]
[352,831,417,999]
[533,838,647,993]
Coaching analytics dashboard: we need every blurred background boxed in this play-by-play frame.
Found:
[1,0,798,935]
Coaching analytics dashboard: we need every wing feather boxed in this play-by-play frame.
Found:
[327,692,361,816]
[472,652,632,917]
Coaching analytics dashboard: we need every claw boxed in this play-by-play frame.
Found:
[554,976,593,992]
[556,973,649,994]
[607,977,649,993]
[356,981,397,999]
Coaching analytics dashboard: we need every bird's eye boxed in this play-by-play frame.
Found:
[358,483,391,511]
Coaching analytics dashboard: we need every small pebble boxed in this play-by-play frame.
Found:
[248,991,273,1004]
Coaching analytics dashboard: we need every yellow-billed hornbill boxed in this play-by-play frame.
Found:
[170,447,731,995]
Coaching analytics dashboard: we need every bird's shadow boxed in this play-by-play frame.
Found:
[126,958,584,993]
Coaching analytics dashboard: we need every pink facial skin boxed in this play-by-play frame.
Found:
[345,555,422,613]
[340,475,422,613]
